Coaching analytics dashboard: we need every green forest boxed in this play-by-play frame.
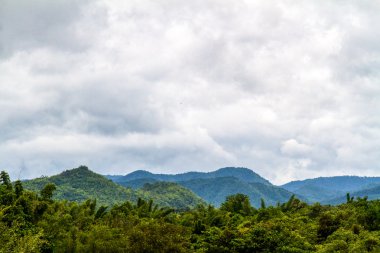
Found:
[1,170,380,252]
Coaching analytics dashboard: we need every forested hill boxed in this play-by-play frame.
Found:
[22,166,205,209]
[23,166,138,206]
[108,167,272,185]
[110,168,380,206]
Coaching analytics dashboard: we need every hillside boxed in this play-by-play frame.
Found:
[23,166,139,206]
[178,177,296,207]
[23,166,205,209]
[108,167,302,207]
[141,182,206,210]
[108,167,272,185]
[282,176,380,203]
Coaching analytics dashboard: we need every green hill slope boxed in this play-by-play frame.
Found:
[141,182,206,210]
[118,178,159,189]
[178,177,296,208]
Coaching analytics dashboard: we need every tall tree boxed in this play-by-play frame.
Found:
[14,180,24,198]
[40,183,56,200]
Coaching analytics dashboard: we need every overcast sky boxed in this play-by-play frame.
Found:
[1,0,380,184]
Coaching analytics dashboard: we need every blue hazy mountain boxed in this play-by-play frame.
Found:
[282,176,380,203]
[324,183,380,205]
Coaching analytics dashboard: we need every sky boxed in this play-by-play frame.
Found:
[1,0,380,184]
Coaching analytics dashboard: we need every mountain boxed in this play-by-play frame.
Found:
[23,166,205,209]
[108,167,272,185]
[178,177,296,208]
[282,176,380,203]
[108,167,299,208]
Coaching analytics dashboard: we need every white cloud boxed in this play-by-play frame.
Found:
[281,139,312,157]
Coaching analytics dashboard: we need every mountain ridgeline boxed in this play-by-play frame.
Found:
[110,167,272,185]
[108,167,297,207]
[22,166,380,209]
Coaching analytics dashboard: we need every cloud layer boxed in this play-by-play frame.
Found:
[1,0,380,184]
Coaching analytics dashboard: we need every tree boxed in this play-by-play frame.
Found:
[220,194,254,216]
[260,198,266,209]
[0,171,12,189]
[346,193,354,203]
[14,180,24,198]
[40,183,56,200]
[0,171,15,205]
[318,213,340,241]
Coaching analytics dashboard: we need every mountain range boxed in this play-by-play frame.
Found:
[22,166,380,209]
[109,167,271,185]
[109,167,295,207]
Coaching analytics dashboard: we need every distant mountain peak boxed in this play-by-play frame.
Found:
[121,170,155,181]
[216,167,252,171]
[128,170,154,175]
[213,167,272,185]
[59,165,100,178]
[214,167,261,176]
[111,166,272,186]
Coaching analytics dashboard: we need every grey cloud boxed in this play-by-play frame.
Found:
[1,0,380,184]
[0,0,104,57]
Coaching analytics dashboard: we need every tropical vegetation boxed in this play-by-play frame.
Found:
[1,170,380,252]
